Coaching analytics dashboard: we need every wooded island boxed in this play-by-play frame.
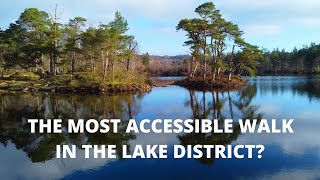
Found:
[175,2,262,89]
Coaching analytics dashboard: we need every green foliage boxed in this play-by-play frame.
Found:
[177,2,262,79]
[108,11,129,34]
[65,17,87,52]
[0,8,146,86]
[259,43,320,74]
[195,2,215,18]
[141,53,150,67]
[1,8,50,69]
[235,44,263,76]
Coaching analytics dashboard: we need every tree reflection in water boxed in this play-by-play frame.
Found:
[0,92,145,162]
[1,78,317,165]
[179,85,262,165]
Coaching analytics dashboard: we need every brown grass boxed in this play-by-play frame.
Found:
[174,75,247,91]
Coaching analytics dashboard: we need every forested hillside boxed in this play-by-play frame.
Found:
[258,43,320,74]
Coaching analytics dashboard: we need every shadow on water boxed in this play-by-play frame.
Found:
[293,76,320,101]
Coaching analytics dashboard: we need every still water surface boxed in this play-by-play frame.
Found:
[0,76,319,180]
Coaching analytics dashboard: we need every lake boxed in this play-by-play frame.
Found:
[0,76,319,180]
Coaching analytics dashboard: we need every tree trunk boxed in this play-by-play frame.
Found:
[190,56,195,78]
[131,55,135,71]
[212,71,216,81]
[189,90,196,118]
[228,91,234,119]
[203,28,207,79]
[238,66,243,76]
[112,59,114,81]
[210,37,216,81]
[102,50,109,80]
[71,51,76,74]
[126,57,130,71]
[203,91,206,115]
[105,51,109,79]
[128,103,132,119]
[228,45,236,82]
[192,61,199,77]
[91,54,95,75]
[216,92,221,119]
[212,91,216,119]
[49,54,55,76]
[102,50,105,79]
[203,55,206,79]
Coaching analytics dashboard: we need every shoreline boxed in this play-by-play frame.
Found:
[0,72,152,94]
[0,82,152,94]
[0,75,248,94]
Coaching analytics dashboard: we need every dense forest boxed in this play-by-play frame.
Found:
[0,7,148,89]
[258,43,320,74]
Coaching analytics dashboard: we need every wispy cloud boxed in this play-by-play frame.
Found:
[242,23,283,37]
[1,0,320,55]
[294,17,320,26]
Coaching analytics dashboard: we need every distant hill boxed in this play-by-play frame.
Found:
[149,55,190,62]
[142,54,190,76]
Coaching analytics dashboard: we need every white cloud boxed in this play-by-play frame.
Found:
[214,0,320,37]
[0,129,181,180]
[2,0,320,31]
[294,17,320,26]
[215,0,320,13]
[242,23,283,37]
[58,0,202,23]
[1,0,320,54]
[0,143,114,180]
[236,118,320,155]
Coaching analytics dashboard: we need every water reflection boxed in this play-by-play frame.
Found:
[0,93,146,163]
[0,76,319,180]
[179,85,262,165]
[252,76,320,101]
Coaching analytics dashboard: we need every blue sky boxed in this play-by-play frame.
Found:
[0,0,320,55]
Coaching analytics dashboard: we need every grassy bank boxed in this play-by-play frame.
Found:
[0,72,152,93]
